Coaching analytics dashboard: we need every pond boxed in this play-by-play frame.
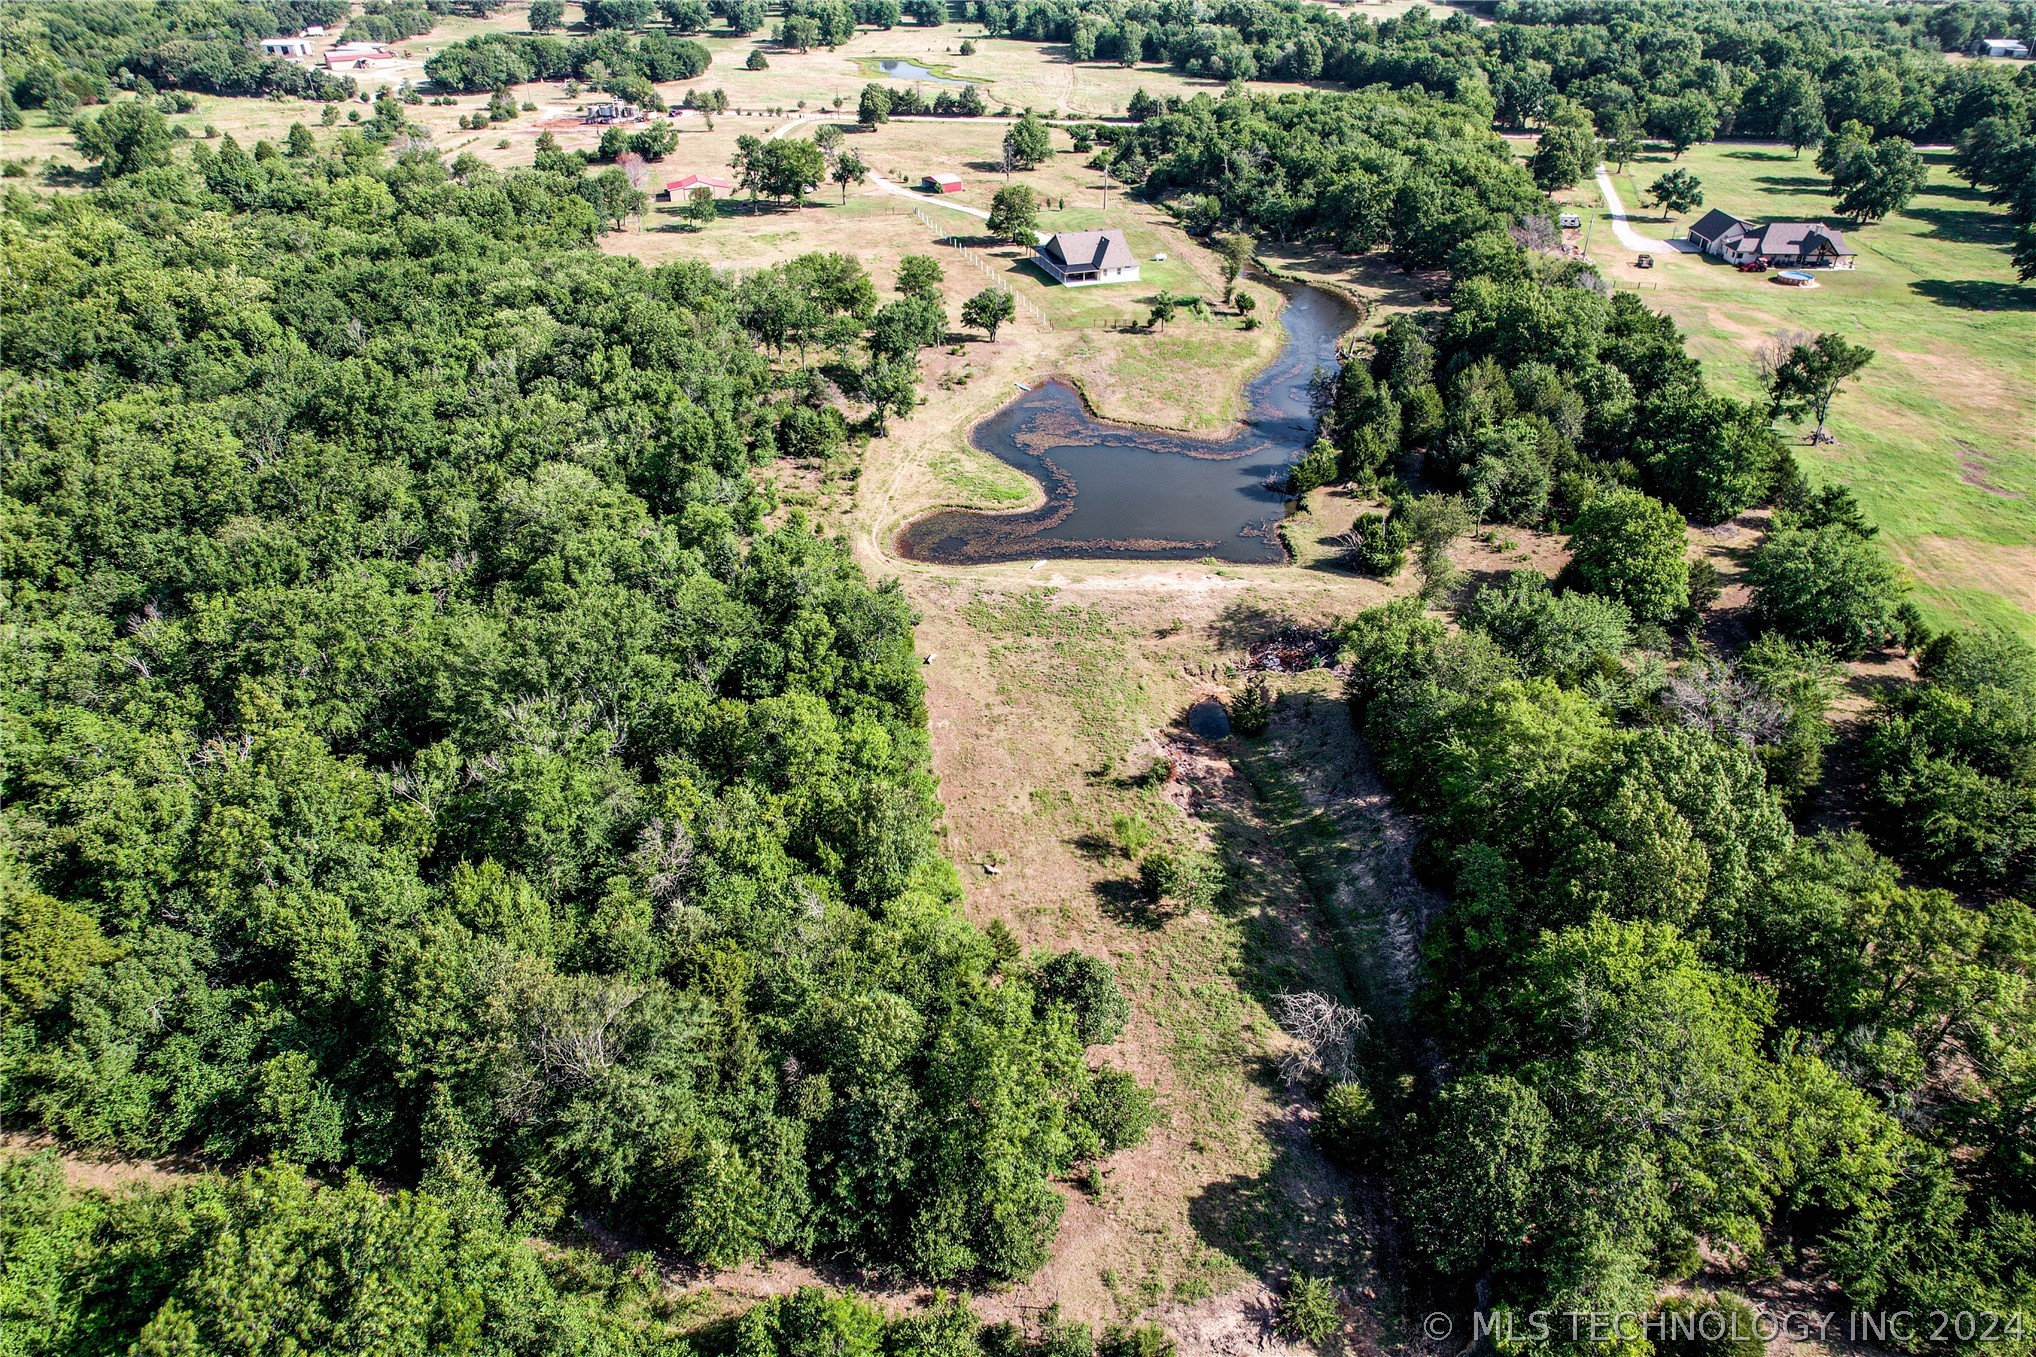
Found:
[896,284,1356,565]
[873,58,969,84]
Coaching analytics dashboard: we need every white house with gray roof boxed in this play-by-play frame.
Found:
[1033,229,1141,286]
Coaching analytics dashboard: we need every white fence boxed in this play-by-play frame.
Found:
[912,206,1052,331]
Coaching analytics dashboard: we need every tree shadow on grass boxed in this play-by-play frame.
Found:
[1910,278,2036,311]
[1723,149,1797,163]
[1752,173,1829,192]
[1919,178,1994,203]
[1094,875,1172,929]
[1207,599,1294,654]
[1904,204,2015,246]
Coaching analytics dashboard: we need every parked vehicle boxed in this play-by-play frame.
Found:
[1737,259,1768,273]
[1636,254,1654,268]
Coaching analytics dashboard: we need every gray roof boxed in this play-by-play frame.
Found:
[1755,221,1855,256]
[1688,208,1754,242]
[1039,229,1137,271]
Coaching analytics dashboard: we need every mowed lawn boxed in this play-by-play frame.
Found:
[1581,145,2036,639]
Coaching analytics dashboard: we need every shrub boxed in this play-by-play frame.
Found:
[1099,1324,1176,1357]
[1348,511,1407,577]
[1230,674,1272,736]
[1652,1294,1768,1357]
[1138,850,1221,911]
[1073,1067,1159,1154]
[1313,1082,1379,1166]
[1036,950,1131,1045]
[1275,1277,1341,1345]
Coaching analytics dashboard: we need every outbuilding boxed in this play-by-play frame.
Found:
[1032,228,1141,286]
[261,36,313,58]
[921,172,964,193]
[662,174,733,200]
[1971,36,2031,58]
[322,42,400,70]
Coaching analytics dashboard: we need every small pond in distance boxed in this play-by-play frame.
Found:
[873,58,968,83]
[897,285,1355,565]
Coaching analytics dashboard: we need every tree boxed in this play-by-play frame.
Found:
[1834,137,1926,224]
[1035,951,1130,1045]
[1214,233,1253,303]
[683,184,718,223]
[857,82,891,126]
[896,254,943,298]
[585,0,654,27]
[1778,81,1828,158]
[1529,105,1600,192]
[831,147,867,202]
[528,0,565,29]
[862,354,920,432]
[1002,112,1053,170]
[733,134,826,205]
[1648,90,1718,157]
[1146,291,1179,332]
[961,287,1015,340]
[1606,114,1643,172]
[1748,525,1905,657]
[1562,487,1690,624]
[662,0,712,29]
[1646,167,1704,221]
[1399,1075,1551,1276]
[746,47,769,69]
[986,183,1039,244]
[629,120,678,159]
[73,100,172,178]
[1769,332,1875,443]
[1402,494,1473,601]
[285,121,316,158]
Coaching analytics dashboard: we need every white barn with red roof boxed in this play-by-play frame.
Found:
[662,174,732,200]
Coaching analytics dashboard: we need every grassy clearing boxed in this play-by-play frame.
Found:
[871,557,1411,1323]
[1568,144,2036,638]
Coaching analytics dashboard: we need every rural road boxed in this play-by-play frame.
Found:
[769,113,993,220]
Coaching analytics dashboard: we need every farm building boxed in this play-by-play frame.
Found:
[1032,228,1141,287]
[585,102,641,123]
[1972,36,2031,57]
[261,36,313,57]
[921,173,964,193]
[662,174,732,200]
[1688,210,1857,268]
[322,42,400,70]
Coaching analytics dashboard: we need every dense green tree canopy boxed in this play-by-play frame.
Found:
[0,130,1147,1286]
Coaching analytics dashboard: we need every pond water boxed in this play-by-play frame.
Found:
[874,58,968,83]
[1187,699,1232,740]
[896,284,1356,565]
